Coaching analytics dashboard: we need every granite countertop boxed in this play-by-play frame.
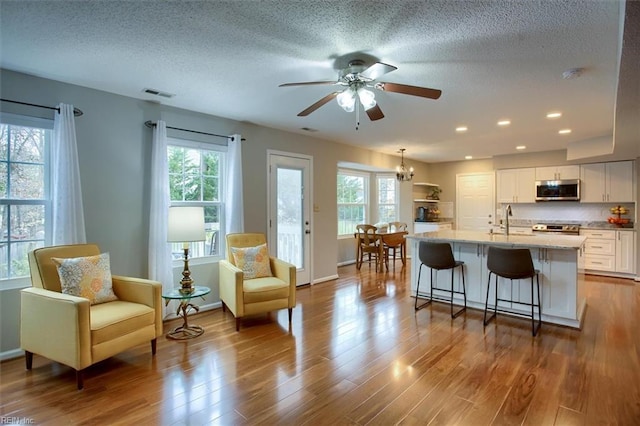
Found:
[407,229,586,250]
[508,219,636,231]
[580,223,636,231]
[414,219,453,223]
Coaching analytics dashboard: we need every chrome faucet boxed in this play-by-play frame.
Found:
[505,204,513,235]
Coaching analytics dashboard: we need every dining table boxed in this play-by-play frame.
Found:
[354,229,409,272]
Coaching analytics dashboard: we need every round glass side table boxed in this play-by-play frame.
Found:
[162,286,211,340]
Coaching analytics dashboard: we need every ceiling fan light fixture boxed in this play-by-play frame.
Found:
[395,148,414,182]
[337,89,356,112]
[357,87,376,110]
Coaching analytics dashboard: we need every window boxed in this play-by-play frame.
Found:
[1,115,52,279]
[337,169,400,237]
[337,170,368,236]
[168,139,225,258]
[377,175,398,223]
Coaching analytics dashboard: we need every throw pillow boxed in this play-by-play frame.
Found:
[231,243,273,279]
[52,252,118,305]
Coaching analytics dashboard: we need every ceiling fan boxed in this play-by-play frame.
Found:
[279,59,442,122]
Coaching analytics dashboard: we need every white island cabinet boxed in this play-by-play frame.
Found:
[408,230,587,329]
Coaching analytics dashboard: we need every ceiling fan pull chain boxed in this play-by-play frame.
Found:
[355,98,360,131]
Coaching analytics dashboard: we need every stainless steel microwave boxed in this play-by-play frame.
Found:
[535,179,580,201]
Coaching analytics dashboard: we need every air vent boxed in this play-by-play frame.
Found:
[143,88,175,98]
[301,127,317,132]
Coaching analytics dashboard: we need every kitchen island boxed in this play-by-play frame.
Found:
[407,230,587,329]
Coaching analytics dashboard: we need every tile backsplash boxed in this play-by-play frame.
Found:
[497,202,635,226]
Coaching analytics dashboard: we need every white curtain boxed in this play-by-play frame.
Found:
[225,134,244,234]
[148,120,173,293]
[52,103,86,245]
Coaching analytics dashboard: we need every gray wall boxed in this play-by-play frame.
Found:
[0,69,429,355]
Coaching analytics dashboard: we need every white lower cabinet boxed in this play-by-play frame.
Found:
[409,238,583,328]
[453,242,488,302]
[581,229,636,275]
[414,222,452,233]
[532,248,580,320]
[616,230,636,274]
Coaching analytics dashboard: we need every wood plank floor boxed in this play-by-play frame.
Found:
[1,262,639,425]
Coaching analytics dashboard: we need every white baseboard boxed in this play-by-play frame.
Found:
[1,348,24,361]
[312,274,339,284]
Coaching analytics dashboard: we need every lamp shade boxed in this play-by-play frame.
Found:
[167,207,206,242]
[336,89,356,112]
[357,87,376,110]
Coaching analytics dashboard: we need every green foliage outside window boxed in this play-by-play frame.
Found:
[1,123,49,279]
[167,144,223,257]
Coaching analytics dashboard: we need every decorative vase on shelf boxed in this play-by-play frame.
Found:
[428,187,442,200]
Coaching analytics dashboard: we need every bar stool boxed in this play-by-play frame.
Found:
[415,242,467,318]
[484,246,541,336]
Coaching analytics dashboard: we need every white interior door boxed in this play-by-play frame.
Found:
[268,151,312,285]
[456,172,495,231]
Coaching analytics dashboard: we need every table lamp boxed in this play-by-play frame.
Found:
[167,206,205,294]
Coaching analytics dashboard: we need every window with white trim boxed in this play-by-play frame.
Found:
[377,174,398,223]
[337,170,369,236]
[1,115,52,279]
[168,138,226,259]
[337,170,400,237]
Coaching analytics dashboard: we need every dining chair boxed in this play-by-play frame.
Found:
[355,224,387,271]
[385,222,408,264]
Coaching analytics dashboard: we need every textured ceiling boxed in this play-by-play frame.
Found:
[1,0,635,163]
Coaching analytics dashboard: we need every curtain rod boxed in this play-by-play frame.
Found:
[0,98,83,117]
[144,120,244,141]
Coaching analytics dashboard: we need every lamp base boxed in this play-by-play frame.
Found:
[178,246,194,295]
[178,286,195,295]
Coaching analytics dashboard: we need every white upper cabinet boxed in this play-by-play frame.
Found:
[580,161,635,203]
[535,165,580,181]
[497,168,536,203]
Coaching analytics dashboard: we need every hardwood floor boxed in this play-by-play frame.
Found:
[1,262,639,425]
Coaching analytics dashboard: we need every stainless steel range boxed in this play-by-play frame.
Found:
[531,223,581,235]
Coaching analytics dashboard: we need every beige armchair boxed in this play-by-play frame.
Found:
[219,233,296,331]
[21,244,163,389]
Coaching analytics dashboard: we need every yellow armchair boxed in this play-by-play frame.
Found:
[21,244,163,389]
[219,233,296,331]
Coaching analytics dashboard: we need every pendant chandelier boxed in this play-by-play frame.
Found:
[396,148,414,182]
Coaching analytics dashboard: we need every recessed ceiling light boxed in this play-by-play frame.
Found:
[516,145,526,150]
[562,67,584,79]
[497,120,511,126]
[465,155,473,160]
[456,126,468,132]
[142,88,175,98]
[558,129,572,134]
[546,112,562,119]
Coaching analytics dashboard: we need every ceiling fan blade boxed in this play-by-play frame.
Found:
[366,104,384,121]
[375,82,442,99]
[279,81,337,87]
[359,62,398,80]
[297,92,341,116]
